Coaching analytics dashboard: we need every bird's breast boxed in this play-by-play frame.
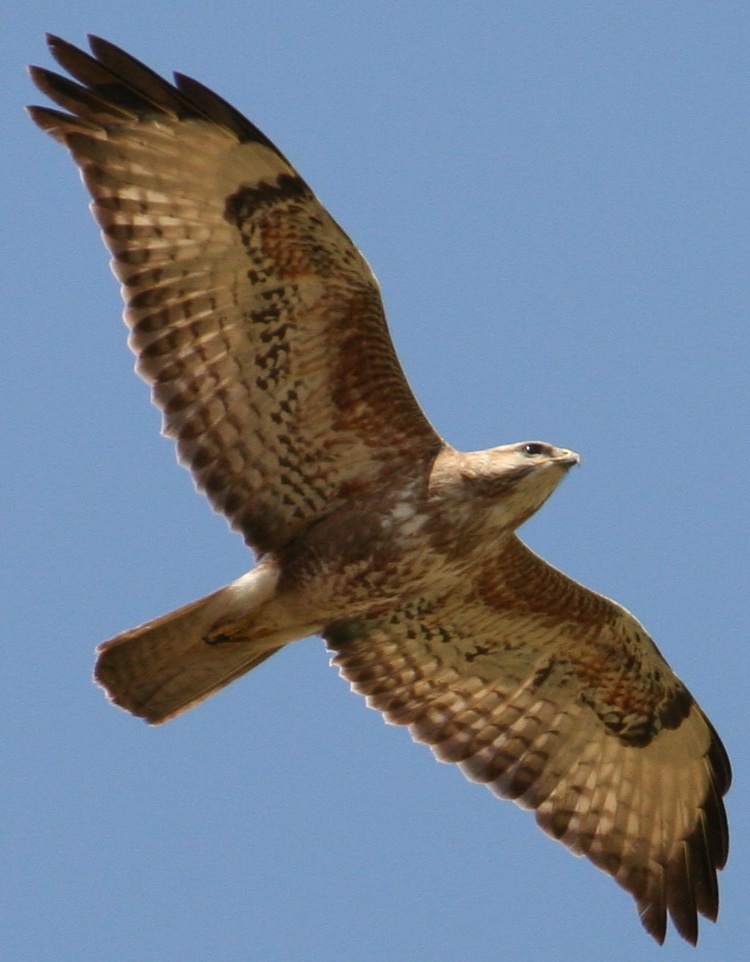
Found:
[276,481,503,622]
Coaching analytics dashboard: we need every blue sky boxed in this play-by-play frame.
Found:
[4,3,749,960]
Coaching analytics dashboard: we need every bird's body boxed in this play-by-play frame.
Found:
[97,442,579,721]
[28,35,730,946]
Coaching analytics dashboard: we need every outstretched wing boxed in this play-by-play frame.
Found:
[28,35,441,554]
[326,535,730,945]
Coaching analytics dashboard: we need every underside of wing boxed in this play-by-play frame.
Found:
[28,35,441,554]
[325,536,730,945]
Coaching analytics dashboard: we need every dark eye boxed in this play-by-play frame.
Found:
[522,442,547,457]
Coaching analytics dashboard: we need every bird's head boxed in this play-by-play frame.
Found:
[450,441,580,532]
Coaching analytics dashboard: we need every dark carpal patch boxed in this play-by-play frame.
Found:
[224,175,311,226]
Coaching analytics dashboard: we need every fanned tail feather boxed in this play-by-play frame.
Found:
[95,565,290,723]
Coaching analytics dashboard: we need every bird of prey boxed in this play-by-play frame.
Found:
[28,35,729,945]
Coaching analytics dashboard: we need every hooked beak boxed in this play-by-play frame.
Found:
[554,448,581,468]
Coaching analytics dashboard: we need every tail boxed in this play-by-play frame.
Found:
[94,563,308,724]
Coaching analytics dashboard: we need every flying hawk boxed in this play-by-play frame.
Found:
[28,35,730,945]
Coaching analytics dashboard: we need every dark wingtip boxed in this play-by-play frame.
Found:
[638,902,667,945]
[86,34,124,60]
[30,33,294,163]
[46,33,76,61]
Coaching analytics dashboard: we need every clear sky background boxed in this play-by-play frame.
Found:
[4,3,748,961]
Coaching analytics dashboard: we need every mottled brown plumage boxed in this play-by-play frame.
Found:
[29,35,729,946]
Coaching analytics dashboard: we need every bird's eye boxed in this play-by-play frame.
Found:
[522,442,547,457]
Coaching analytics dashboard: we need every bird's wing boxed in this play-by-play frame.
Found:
[325,534,730,945]
[28,35,441,553]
